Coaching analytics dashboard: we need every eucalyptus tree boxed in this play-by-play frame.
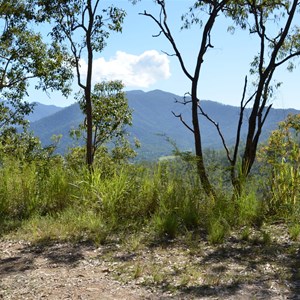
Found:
[73,80,132,163]
[229,0,300,193]
[38,0,126,167]
[205,0,300,193]
[138,0,300,196]
[0,0,73,135]
[139,0,230,197]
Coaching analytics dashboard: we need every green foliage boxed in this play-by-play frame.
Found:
[259,114,300,217]
[0,128,59,162]
[240,226,251,241]
[206,183,263,245]
[235,189,263,227]
[1,0,300,245]
[208,218,229,245]
[42,0,126,49]
[73,80,133,161]
[0,140,297,244]
[110,137,139,163]
[0,2,73,99]
[0,159,35,219]
[0,1,73,140]
[88,80,132,143]
[0,155,202,240]
[36,161,73,215]
[149,161,205,238]
[289,223,300,241]
[19,210,107,244]
[66,141,137,175]
[0,157,73,220]
[0,101,33,133]
[40,0,126,166]
[65,146,86,170]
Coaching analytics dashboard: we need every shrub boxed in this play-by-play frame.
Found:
[259,114,300,218]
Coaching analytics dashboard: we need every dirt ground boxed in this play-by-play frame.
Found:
[1,224,300,299]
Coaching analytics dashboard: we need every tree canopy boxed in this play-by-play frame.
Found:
[0,0,73,136]
[38,0,126,166]
[74,80,132,162]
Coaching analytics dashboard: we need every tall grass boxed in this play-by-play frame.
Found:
[258,114,300,221]
[0,153,291,244]
[0,157,76,220]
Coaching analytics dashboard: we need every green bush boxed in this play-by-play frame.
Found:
[259,114,300,219]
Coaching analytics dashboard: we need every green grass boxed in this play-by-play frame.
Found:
[0,153,299,245]
[289,223,300,241]
[15,209,108,244]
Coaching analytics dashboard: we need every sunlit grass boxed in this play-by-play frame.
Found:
[1,153,299,245]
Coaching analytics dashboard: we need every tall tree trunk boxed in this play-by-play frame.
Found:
[140,1,226,197]
[242,84,264,177]
[241,0,299,180]
[85,88,93,167]
[85,0,94,168]
[191,85,215,197]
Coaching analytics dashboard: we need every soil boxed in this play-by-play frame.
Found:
[1,223,300,299]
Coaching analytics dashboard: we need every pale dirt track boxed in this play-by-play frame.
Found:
[1,225,300,299]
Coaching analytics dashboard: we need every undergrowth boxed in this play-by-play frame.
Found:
[0,151,299,245]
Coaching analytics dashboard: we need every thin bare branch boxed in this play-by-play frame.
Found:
[161,50,176,57]
[174,98,192,105]
[139,8,193,81]
[275,50,300,68]
[152,30,162,38]
[233,76,257,166]
[197,103,233,164]
[172,111,194,133]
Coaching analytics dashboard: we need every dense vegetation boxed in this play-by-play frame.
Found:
[0,113,299,244]
[0,1,299,246]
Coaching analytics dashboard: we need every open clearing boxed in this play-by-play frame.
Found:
[1,223,300,299]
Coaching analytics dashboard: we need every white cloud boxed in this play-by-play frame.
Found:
[79,50,171,88]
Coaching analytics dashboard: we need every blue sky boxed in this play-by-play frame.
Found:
[32,0,300,109]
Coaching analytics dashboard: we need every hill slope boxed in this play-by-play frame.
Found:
[29,90,299,159]
[27,102,63,122]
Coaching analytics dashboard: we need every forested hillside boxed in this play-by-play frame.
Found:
[29,89,299,159]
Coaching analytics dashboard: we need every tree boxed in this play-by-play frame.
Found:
[39,0,126,167]
[138,0,300,196]
[234,0,300,192]
[0,101,33,133]
[0,0,73,134]
[74,80,132,162]
[140,0,230,197]
[0,127,60,163]
[206,0,300,194]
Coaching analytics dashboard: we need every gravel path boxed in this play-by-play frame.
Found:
[1,224,300,299]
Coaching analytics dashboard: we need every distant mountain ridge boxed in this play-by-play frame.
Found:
[27,102,63,122]
[28,90,299,160]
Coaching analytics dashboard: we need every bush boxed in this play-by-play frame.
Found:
[259,114,300,218]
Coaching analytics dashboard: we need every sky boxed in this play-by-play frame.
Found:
[30,0,300,109]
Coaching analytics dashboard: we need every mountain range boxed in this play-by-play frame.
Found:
[27,90,299,160]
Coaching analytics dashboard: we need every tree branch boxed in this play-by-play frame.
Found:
[275,50,300,68]
[140,6,193,81]
[161,50,176,57]
[172,111,194,133]
[197,103,233,164]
